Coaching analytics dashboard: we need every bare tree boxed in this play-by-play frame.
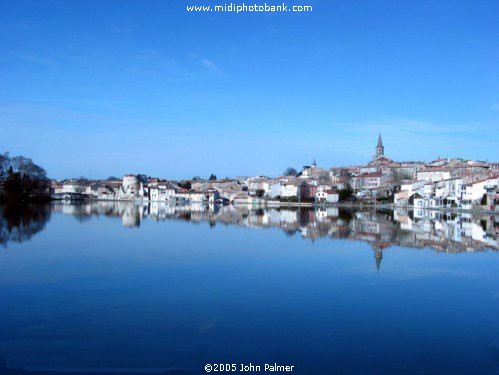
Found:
[0,152,10,180]
[10,156,47,180]
[2,154,49,202]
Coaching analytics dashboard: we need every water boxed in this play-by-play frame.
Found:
[0,202,498,374]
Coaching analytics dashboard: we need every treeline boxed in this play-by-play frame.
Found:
[0,152,50,203]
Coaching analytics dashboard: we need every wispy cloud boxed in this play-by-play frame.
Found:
[200,58,222,75]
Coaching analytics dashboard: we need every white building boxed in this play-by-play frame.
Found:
[435,178,462,205]
[148,184,176,202]
[175,189,219,203]
[416,168,451,182]
[315,190,339,204]
[280,182,299,197]
[461,176,497,208]
[394,180,427,206]
[263,180,281,198]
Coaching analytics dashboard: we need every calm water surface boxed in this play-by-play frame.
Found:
[0,202,498,374]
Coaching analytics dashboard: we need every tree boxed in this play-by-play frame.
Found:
[480,193,487,206]
[73,185,87,194]
[283,167,297,176]
[255,189,265,198]
[1,155,49,203]
[3,167,49,203]
[137,174,149,183]
[192,176,202,181]
[0,152,9,181]
[338,184,354,202]
[392,170,412,185]
[76,177,91,184]
[178,180,191,190]
[209,174,217,181]
[10,156,47,181]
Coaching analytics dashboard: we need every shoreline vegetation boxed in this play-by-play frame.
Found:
[0,152,50,205]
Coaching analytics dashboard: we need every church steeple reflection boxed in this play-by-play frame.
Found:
[9,202,495,257]
[374,249,383,271]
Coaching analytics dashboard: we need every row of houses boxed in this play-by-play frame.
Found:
[50,172,342,205]
[395,175,498,210]
[48,135,497,209]
[50,175,221,203]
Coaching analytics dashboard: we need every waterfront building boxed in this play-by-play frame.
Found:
[315,189,339,203]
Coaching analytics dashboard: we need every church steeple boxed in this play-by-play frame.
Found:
[375,133,384,158]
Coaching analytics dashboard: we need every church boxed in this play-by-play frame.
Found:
[361,134,424,181]
[369,134,393,166]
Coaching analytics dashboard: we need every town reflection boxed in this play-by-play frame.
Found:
[53,202,498,255]
[2,202,497,256]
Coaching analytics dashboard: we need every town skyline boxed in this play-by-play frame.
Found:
[2,132,498,181]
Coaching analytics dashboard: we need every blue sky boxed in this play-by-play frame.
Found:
[0,0,498,179]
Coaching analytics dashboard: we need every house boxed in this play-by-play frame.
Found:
[280,182,299,197]
[352,172,390,190]
[416,167,451,182]
[300,161,320,179]
[174,189,219,203]
[96,184,116,200]
[316,189,339,204]
[435,178,462,206]
[298,181,318,199]
[49,181,64,195]
[394,180,436,206]
[244,176,265,190]
[394,181,427,206]
[148,183,176,202]
[413,196,445,209]
[461,176,497,208]
[263,180,281,198]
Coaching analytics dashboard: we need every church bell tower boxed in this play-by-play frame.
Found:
[375,133,384,158]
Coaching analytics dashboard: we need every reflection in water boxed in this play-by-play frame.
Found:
[0,204,51,246]
[2,202,498,257]
[0,202,498,374]
[52,202,498,255]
